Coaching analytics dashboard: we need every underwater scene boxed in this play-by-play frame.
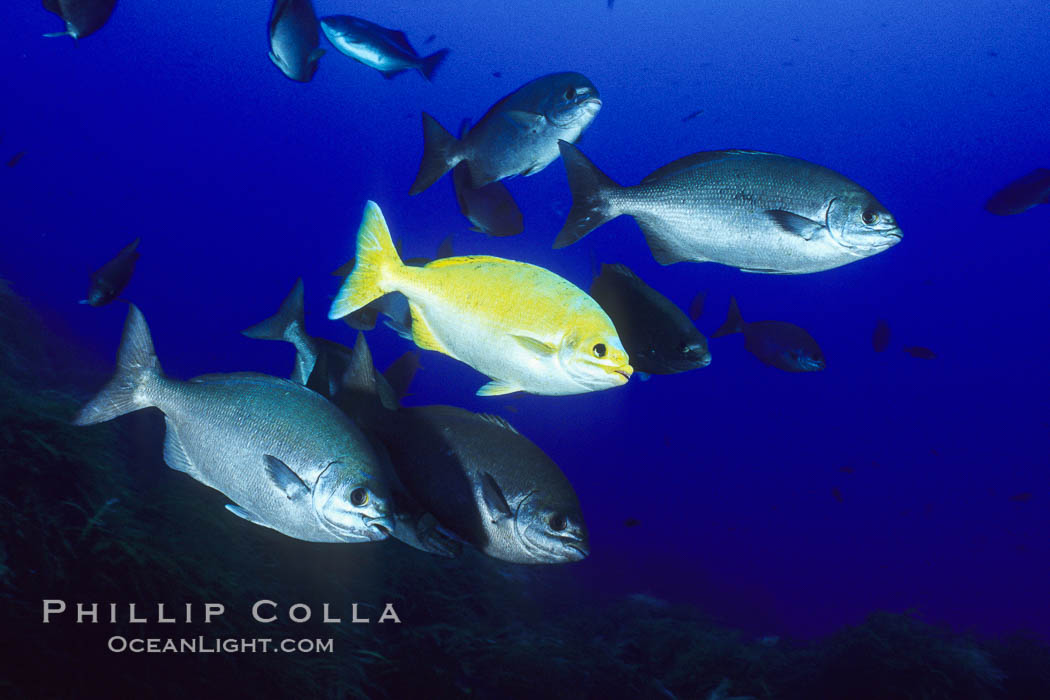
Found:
[2,0,1049,698]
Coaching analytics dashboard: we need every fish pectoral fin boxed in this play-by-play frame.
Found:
[225,504,273,530]
[268,50,287,72]
[263,455,310,500]
[476,379,521,397]
[637,371,651,382]
[505,110,545,129]
[509,334,558,356]
[308,48,326,65]
[163,418,203,479]
[408,302,450,354]
[480,472,513,521]
[765,209,824,240]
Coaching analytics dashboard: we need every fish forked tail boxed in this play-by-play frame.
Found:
[72,304,162,425]
[553,141,624,249]
[329,202,404,320]
[409,112,462,195]
[242,278,305,342]
[417,49,449,82]
[712,297,745,338]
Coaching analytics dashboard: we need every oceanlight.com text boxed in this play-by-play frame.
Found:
[107,636,335,654]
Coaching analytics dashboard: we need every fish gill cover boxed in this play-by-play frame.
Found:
[1,0,1049,698]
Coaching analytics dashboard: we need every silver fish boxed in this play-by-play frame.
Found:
[73,304,392,543]
[555,142,902,274]
[42,0,117,40]
[410,72,602,195]
[268,0,325,83]
[320,16,447,81]
[453,119,524,236]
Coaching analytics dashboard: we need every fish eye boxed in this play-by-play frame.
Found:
[564,86,576,100]
[350,488,369,507]
[549,514,567,531]
[592,343,606,358]
[861,209,879,225]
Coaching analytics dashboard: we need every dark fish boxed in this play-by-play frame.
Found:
[341,338,589,564]
[689,290,706,320]
[268,0,324,82]
[872,319,891,352]
[1010,493,1032,503]
[73,305,393,543]
[42,0,117,40]
[831,487,844,503]
[555,142,902,274]
[437,234,455,259]
[839,466,855,474]
[452,120,524,236]
[624,518,640,528]
[681,109,704,122]
[80,237,140,307]
[589,263,710,374]
[492,71,502,78]
[241,279,399,408]
[6,151,26,168]
[903,346,937,359]
[382,351,421,401]
[410,72,602,195]
[320,16,447,81]
[712,297,825,372]
[423,34,436,44]
[985,168,1050,215]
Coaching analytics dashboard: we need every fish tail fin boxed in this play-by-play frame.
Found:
[553,140,623,249]
[242,278,305,342]
[409,112,461,195]
[417,49,449,81]
[329,202,404,320]
[712,297,744,338]
[72,304,162,425]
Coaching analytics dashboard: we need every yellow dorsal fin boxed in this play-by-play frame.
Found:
[424,255,506,269]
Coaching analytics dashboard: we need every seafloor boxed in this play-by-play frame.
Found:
[2,279,1048,700]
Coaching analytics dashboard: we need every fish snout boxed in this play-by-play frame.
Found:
[366,515,394,540]
[684,343,711,366]
[561,538,590,561]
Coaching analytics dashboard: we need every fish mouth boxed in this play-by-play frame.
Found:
[563,542,590,561]
[798,357,826,371]
[611,366,633,383]
[366,517,393,540]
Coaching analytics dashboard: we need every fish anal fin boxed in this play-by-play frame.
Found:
[408,302,448,354]
[163,418,202,479]
[225,504,273,530]
[637,220,688,265]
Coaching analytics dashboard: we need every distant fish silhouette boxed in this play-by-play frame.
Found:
[6,151,25,168]
[872,319,891,352]
[492,71,502,78]
[681,109,704,122]
[689,290,706,320]
[624,518,640,528]
[985,168,1050,215]
[831,487,844,503]
[903,346,937,359]
[43,0,118,40]
[713,297,825,372]
[1010,492,1032,503]
[81,237,140,307]
[423,34,436,44]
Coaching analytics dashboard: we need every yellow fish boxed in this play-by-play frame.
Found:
[329,202,632,396]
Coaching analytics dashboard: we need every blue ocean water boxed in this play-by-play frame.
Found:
[2,0,1048,649]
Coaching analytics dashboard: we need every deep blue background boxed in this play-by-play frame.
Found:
[2,0,1048,639]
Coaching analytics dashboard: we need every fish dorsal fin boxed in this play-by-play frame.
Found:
[639,150,782,185]
[602,262,640,283]
[480,472,513,520]
[264,455,310,500]
[423,254,504,269]
[476,413,520,435]
[408,302,449,354]
[344,333,378,394]
[436,234,454,259]
[384,28,416,54]
[765,209,825,240]
[458,118,472,139]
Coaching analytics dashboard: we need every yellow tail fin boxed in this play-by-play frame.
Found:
[329,202,404,320]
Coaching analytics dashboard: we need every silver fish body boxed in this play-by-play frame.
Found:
[453,119,523,236]
[269,0,324,82]
[74,305,392,543]
[320,16,447,81]
[556,144,902,275]
[410,72,602,195]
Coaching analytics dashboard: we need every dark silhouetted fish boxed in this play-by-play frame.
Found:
[681,109,704,122]
[624,518,640,528]
[589,263,710,375]
[73,305,393,543]
[268,0,324,82]
[492,71,502,78]
[453,119,524,236]
[320,16,447,81]
[382,351,421,401]
[713,297,825,372]
[555,142,902,274]
[410,72,602,195]
[80,237,139,307]
[42,0,117,40]
[984,168,1050,215]
[903,345,937,359]
[872,319,891,352]
[423,34,436,44]
[6,151,26,168]
[689,290,706,320]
